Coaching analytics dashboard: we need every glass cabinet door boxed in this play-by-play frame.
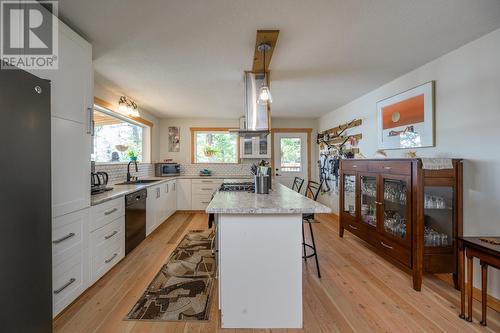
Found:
[424,186,454,247]
[382,177,409,241]
[343,174,356,217]
[258,136,268,155]
[243,137,253,156]
[360,175,377,227]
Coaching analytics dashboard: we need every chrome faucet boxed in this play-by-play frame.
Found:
[127,160,138,182]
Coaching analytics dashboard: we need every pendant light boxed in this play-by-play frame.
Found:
[256,42,272,105]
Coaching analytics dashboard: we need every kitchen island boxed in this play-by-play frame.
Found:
[206,183,331,329]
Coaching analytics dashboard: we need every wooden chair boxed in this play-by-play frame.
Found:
[302,180,323,278]
[291,177,305,194]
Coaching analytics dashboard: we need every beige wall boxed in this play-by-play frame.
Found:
[159,117,319,180]
[93,82,161,162]
[318,28,500,298]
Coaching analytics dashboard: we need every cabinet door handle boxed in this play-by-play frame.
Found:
[86,107,93,134]
[105,253,118,263]
[53,278,76,294]
[352,165,357,168]
[104,208,117,215]
[349,224,358,230]
[380,241,393,250]
[166,184,169,193]
[157,188,160,198]
[104,230,118,240]
[375,201,383,205]
[383,166,392,170]
[173,183,176,191]
[52,232,75,244]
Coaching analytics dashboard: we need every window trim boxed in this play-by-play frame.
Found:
[190,127,241,164]
[93,97,153,164]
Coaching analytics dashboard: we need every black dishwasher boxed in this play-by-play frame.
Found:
[125,189,147,255]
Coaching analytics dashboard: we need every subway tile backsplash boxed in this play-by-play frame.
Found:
[95,162,254,184]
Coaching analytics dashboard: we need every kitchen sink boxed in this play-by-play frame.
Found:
[116,179,160,185]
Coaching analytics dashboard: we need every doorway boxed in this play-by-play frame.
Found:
[272,130,311,191]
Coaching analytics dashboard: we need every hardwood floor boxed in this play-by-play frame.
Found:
[54,212,500,333]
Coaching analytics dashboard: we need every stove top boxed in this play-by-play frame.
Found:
[219,182,255,192]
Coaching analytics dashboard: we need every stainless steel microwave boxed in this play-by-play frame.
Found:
[155,163,180,177]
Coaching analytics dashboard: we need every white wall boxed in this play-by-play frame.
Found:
[318,28,500,298]
[93,82,161,162]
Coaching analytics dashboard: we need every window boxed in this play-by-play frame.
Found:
[92,107,151,163]
[191,128,239,164]
[280,137,301,172]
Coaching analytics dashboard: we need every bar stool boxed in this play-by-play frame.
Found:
[302,180,322,278]
[292,177,305,194]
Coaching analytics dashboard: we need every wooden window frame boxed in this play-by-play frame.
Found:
[93,97,154,163]
[190,127,241,164]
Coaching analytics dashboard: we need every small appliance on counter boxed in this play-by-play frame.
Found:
[91,171,113,195]
[155,162,180,177]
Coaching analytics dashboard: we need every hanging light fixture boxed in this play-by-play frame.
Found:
[256,42,272,105]
[118,96,139,117]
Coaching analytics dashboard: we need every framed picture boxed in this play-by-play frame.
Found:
[377,81,435,149]
[168,126,180,152]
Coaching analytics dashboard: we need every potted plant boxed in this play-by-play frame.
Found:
[204,146,218,157]
[128,149,138,161]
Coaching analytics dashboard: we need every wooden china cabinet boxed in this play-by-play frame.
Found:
[339,159,463,291]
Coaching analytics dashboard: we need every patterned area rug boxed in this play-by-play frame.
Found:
[125,229,216,321]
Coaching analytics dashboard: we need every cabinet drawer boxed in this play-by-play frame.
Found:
[53,250,84,315]
[52,209,87,263]
[377,236,411,267]
[192,178,223,185]
[343,220,367,239]
[91,216,123,248]
[192,182,219,194]
[91,229,124,283]
[368,161,411,175]
[90,197,125,232]
[341,160,367,172]
[192,194,213,211]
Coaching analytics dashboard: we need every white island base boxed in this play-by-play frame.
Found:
[217,213,303,329]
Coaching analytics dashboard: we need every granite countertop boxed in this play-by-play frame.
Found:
[206,183,332,214]
[91,175,252,206]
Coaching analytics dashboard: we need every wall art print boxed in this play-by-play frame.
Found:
[377,81,435,149]
[168,126,180,152]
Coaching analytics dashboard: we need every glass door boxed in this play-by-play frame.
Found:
[380,175,410,243]
[342,173,357,219]
[360,174,378,227]
[424,185,454,248]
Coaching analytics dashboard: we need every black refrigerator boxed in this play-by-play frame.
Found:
[0,67,52,332]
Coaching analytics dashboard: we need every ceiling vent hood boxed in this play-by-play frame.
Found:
[231,72,270,138]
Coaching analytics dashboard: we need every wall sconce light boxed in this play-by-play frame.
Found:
[118,96,139,117]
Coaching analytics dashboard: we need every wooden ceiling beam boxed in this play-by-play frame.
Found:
[251,30,279,73]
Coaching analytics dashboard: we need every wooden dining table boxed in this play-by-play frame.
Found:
[458,236,500,326]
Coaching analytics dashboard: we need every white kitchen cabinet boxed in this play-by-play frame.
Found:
[240,134,271,159]
[191,179,222,211]
[52,208,90,316]
[164,180,177,220]
[27,17,93,218]
[146,185,162,235]
[176,179,192,210]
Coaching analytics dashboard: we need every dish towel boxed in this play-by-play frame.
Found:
[421,158,453,170]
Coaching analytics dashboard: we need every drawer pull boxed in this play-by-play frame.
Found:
[52,232,75,244]
[383,166,392,170]
[104,208,118,215]
[201,180,213,183]
[380,241,393,250]
[201,201,210,204]
[352,165,357,168]
[105,253,118,264]
[201,188,213,190]
[104,230,118,240]
[53,278,76,294]
[349,224,358,230]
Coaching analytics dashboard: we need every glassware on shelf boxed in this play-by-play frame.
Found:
[343,175,356,217]
[424,194,448,209]
[384,211,406,238]
[361,176,377,226]
[424,226,449,247]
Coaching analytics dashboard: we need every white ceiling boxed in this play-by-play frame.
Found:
[58,0,500,119]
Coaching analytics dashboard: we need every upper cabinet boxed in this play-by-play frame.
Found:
[240,134,271,159]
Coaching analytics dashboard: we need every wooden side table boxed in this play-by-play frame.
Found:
[458,236,500,326]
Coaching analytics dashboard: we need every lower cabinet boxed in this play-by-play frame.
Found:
[146,180,177,236]
[52,208,90,316]
[176,179,192,210]
[191,179,223,211]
